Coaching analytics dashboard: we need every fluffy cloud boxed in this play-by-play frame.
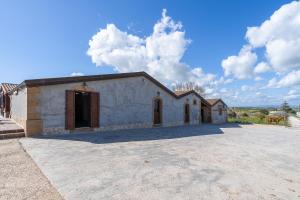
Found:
[246,1,300,48]
[254,76,263,81]
[71,72,84,76]
[87,9,216,87]
[267,70,300,88]
[276,70,300,87]
[221,0,300,93]
[254,62,271,74]
[246,1,300,72]
[221,45,257,79]
[284,89,300,101]
[266,39,300,72]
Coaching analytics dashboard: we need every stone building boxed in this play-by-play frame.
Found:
[0,83,18,118]
[206,99,228,124]
[6,71,227,137]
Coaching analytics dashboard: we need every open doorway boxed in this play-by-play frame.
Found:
[75,91,91,128]
[184,103,190,124]
[153,98,162,125]
[201,102,211,123]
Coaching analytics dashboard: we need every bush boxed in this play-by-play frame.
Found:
[228,111,237,118]
[241,112,249,117]
[259,109,269,115]
[257,114,266,120]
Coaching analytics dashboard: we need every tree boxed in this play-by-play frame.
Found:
[280,101,294,113]
[172,82,205,96]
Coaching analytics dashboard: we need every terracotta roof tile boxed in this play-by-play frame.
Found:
[206,99,220,105]
[174,91,190,96]
[1,83,18,94]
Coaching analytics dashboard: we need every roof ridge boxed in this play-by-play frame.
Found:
[8,71,206,101]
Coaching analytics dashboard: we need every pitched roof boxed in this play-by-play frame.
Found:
[206,99,219,105]
[174,91,189,96]
[1,83,18,94]
[8,71,205,100]
[206,98,227,107]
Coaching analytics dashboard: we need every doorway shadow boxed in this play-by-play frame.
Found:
[33,123,242,145]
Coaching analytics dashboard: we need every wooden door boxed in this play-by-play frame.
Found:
[184,104,190,123]
[153,98,162,125]
[65,90,75,130]
[90,92,99,128]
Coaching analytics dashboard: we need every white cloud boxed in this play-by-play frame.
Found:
[87,9,217,87]
[284,89,300,101]
[246,1,300,72]
[284,89,300,100]
[71,72,84,76]
[284,94,300,101]
[254,62,271,74]
[254,76,263,81]
[221,0,300,91]
[267,77,278,88]
[266,39,300,72]
[221,45,257,79]
[276,70,300,87]
[267,70,300,88]
[220,88,228,93]
[241,85,249,92]
[288,90,297,95]
[246,1,300,48]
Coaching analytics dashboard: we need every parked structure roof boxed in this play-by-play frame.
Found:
[1,83,18,94]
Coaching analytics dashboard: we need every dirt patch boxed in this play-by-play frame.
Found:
[0,139,62,200]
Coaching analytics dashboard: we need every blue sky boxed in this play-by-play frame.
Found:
[1,0,300,106]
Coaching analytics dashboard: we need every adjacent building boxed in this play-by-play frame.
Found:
[3,71,227,137]
[0,83,18,118]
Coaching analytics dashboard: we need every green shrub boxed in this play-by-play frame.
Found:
[254,112,266,120]
[259,109,269,115]
[241,112,249,117]
[228,111,237,118]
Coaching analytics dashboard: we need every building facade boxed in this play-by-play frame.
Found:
[0,83,18,118]
[8,72,226,137]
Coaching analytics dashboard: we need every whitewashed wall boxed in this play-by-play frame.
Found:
[37,76,202,134]
[10,88,27,128]
[211,101,227,124]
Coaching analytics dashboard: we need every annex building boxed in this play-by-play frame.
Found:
[1,72,227,136]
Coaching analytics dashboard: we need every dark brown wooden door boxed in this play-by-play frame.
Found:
[90,92,99,128]
[184,104,190,123]
[4,94,10,113]
[65,90,75,130]
[153,98,162,125]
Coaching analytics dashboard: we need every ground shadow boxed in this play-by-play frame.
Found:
[32,123,242,144]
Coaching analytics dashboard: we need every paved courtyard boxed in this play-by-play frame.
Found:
[20,124,300,200]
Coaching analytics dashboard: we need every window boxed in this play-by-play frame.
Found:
[193,99,197,105]
[218,105,223,115]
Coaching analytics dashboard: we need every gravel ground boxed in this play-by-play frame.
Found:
[0,139,63,200]
[21,124,300,200]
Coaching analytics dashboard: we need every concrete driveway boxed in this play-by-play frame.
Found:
[20,124,300,200]
[289,116,300,128]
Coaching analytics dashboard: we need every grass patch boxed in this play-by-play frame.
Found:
[228,117,287,126]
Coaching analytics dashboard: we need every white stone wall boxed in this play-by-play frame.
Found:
[10,88,27,128]
[37,76,202,134]
[211,101,227,124]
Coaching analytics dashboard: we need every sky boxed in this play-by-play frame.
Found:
[1,0,300,106]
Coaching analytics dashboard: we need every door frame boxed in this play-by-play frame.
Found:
[65,89,100,130]
[184,103,190,124]
[152,97,163,126]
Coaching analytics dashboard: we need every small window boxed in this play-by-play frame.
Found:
[193,99,197,105]
[218,105,223,115]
